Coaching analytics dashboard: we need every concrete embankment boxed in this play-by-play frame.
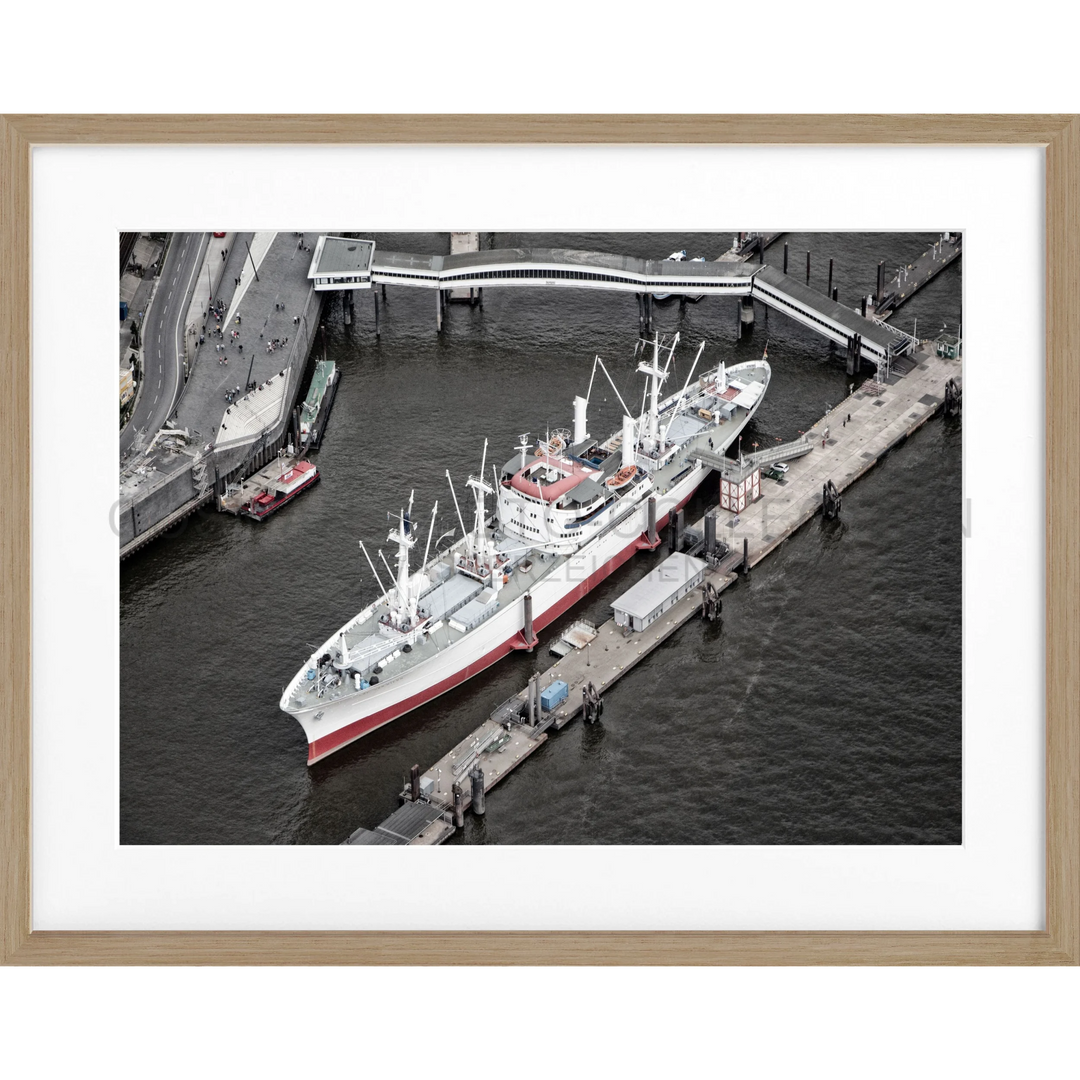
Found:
[119,232,324,558]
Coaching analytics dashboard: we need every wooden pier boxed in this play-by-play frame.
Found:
[346,343,962,845]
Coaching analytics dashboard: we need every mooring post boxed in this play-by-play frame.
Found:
[435,288,442,332]
[523,592,535,651]
[410,764,420,802]
[373,288,380,338]
[827,258,833,298]
[647,496,658,546]
[832,287,838,303]
[669,508,683,553]
[742,537,749,574]
[806,250,811,284]
[876,260,885,304]
[470,765,485,816]
[452,782,464,828]
[783,242,789,275]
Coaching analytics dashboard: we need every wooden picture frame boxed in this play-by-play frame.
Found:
[1,115,1076,965]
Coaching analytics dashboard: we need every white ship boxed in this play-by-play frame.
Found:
[281,334,770,764]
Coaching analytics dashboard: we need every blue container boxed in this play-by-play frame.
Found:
[120,300,129,321]
[540,680,569,712]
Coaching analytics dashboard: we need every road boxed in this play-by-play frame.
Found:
[120,232,208,460]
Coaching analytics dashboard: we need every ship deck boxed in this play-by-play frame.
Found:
[301,360,334,418]
[291,542,563,710]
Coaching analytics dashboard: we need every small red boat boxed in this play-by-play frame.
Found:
[240,459,319,521]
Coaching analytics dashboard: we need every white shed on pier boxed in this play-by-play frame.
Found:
[611,552,707,633]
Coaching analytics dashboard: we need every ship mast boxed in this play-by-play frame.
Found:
[636,332,676,455]
[386,489,417,629]
[466,438,495,573]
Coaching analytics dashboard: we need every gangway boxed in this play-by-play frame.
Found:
[689,436,813,476]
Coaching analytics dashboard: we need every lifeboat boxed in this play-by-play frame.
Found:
[541,433,567,457]
[606,464,637,489]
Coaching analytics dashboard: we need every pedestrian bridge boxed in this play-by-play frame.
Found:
[309,236,761,296]
[308,236,912,367]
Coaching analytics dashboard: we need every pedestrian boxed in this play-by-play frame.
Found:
[221,250,226,260]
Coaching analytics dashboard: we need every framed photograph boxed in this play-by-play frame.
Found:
[1,115,1076,964]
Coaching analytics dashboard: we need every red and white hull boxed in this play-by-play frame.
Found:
[283,347,770,765]
[294,474,698,765]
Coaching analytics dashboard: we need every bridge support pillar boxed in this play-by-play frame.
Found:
[845,333,862,377]
[435,288,443,333]
[644,293,653,331]
[636,292,644,332]
[783,242,789,274]
[827,258,833,298]
[373,288,380,338]
[740,295,755,327]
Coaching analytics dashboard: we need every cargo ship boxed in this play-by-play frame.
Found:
[281,334,770,764]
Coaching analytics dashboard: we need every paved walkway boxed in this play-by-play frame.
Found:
[712,349,961,568]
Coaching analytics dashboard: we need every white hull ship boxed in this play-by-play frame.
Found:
[281,335,770,764]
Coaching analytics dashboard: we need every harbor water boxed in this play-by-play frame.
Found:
[120,232,962,845]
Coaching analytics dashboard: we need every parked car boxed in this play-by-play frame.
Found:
[773,462,789,473]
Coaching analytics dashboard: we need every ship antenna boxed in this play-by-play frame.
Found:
[595,356,634,420]
[358,540,392,605]
[446,470,471,560]
[378,549,398,596]
[661,331,680,378]
[585,356,599,405]
[420,500,438,572]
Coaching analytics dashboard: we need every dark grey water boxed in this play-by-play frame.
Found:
[120,232,961,845]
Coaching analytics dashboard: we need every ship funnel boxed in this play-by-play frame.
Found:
[573,396,588,446]
[718,361,727,393]
[621,415,636,469]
